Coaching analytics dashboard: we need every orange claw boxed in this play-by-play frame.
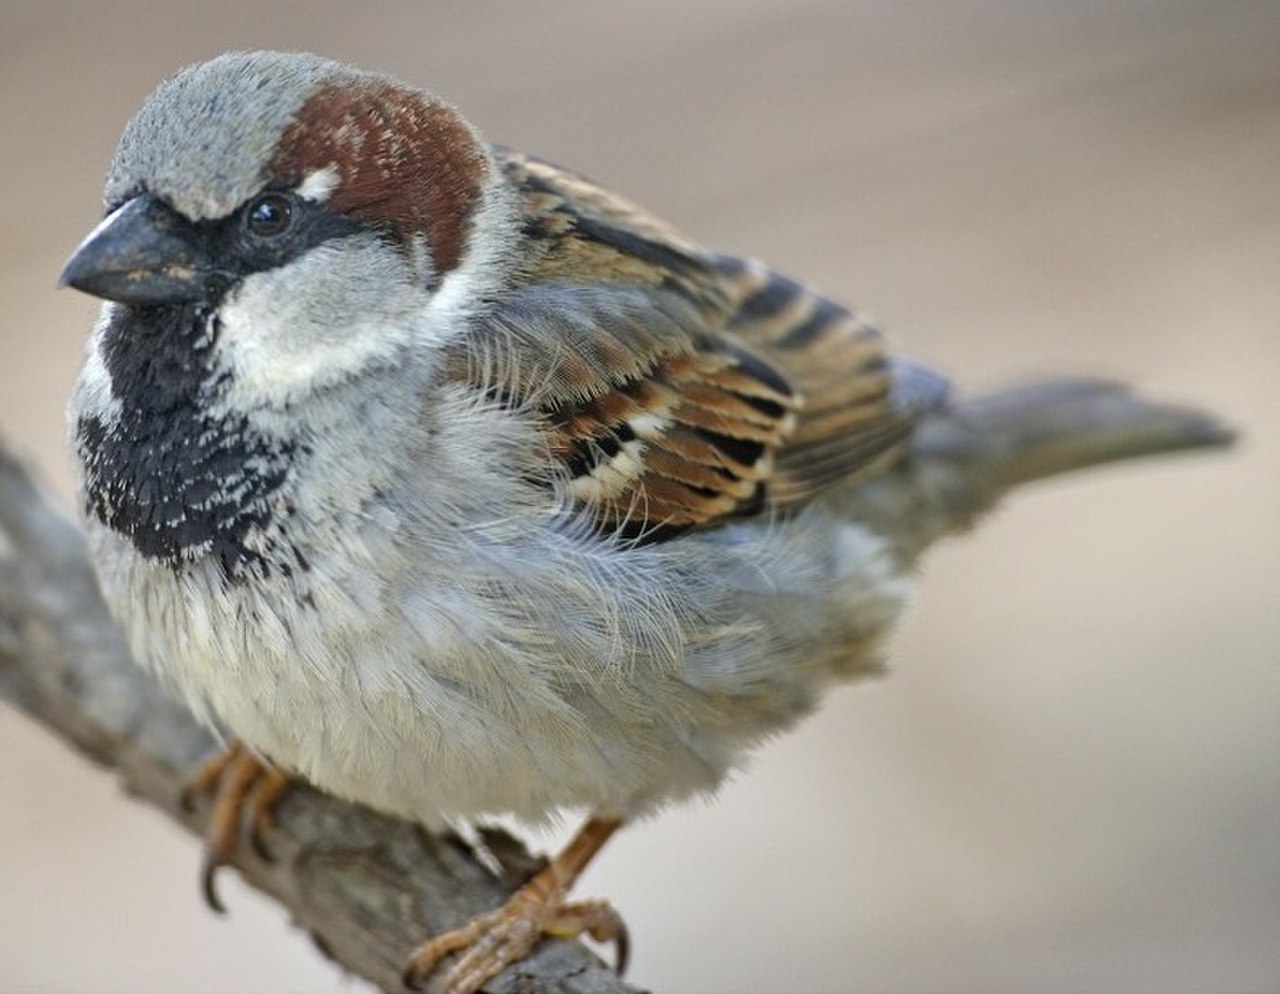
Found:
[181,741,292,913]
[403,817,627,994]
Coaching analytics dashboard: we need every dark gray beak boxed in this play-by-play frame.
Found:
[59,194,212,305]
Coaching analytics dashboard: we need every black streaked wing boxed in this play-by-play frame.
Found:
[454,148,948,540]
[707,253,949,507]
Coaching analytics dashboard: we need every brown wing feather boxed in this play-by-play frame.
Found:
[452,148,947,541]
[707,253,946,506]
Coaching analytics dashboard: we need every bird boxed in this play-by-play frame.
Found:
[59,50,1232,994]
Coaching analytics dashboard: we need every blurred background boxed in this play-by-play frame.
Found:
[1,2,1277,992]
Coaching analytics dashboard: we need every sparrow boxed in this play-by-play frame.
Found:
[59,51,1232,994]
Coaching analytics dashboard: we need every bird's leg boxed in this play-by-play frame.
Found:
[404,816,627,994]
[180,740,292,913]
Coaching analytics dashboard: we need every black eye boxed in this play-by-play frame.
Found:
[244,193,294,237]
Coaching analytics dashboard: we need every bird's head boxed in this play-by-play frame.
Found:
[61,51,515,404]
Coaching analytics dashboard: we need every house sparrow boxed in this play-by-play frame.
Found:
[60,51,1231,994]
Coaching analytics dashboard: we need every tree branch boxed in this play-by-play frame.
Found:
[0,442,646,994]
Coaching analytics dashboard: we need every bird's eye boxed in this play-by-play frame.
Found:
[244,193,294,237]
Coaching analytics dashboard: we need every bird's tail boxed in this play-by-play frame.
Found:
[860,376,1236,556]
[919,377,1234,488]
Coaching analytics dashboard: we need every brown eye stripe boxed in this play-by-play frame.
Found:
[271,81,487,277]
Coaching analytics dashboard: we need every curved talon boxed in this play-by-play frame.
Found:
[200,850,229,915]
[548,898,629,975]
[182,742,292,913]
[614,923,630,977]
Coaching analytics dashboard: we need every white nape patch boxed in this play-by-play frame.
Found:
[419,167,522,344]
[297,164,340,203]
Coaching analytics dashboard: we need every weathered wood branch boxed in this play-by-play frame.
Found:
[0,442,646,994]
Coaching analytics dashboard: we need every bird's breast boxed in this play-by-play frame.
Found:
[72,303,304,578]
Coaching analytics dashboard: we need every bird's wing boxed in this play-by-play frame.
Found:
[446,148,949,542]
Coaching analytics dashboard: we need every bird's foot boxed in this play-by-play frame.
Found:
[180,740,292,912]
[403,890,627,994]
[403,817,626,994]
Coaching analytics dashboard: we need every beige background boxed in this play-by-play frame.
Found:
[1,2,1277,992]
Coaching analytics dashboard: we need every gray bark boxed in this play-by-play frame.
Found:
[0,443,645,994]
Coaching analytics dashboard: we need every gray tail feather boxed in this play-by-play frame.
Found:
[914,377,1236,493]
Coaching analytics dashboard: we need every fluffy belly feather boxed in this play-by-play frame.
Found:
[86,506,909,825]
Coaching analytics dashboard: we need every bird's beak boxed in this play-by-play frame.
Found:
[59,194,213,305]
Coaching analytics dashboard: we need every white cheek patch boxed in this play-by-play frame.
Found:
[210,239,428,409]
[297,164,340,203]
[218,290,405,406]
